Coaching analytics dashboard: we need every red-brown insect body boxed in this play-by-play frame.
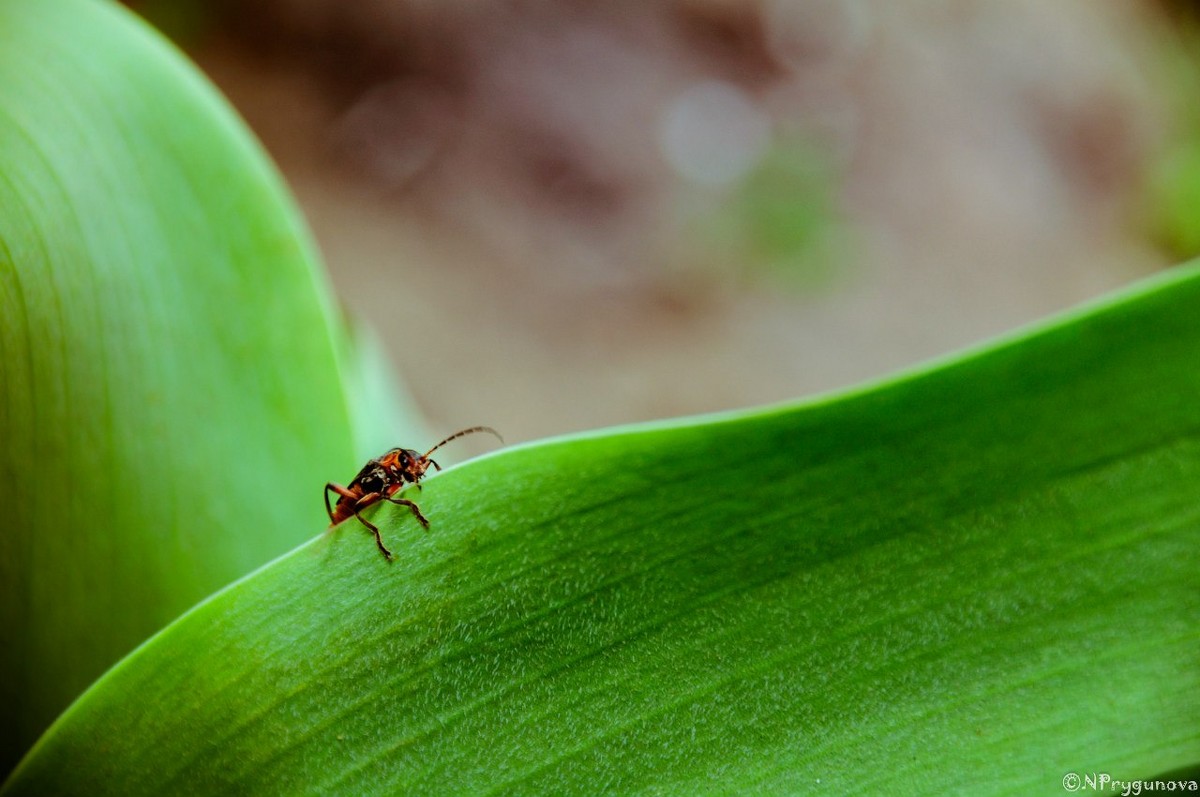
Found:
[327,448,429,527]
[324,426,502,559]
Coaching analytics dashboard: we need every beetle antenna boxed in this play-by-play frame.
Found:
[424,426,504,459]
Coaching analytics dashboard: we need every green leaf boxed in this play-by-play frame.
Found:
[0,0,364,770]
[7,263,1199,795]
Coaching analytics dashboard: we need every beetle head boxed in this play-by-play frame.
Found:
[380,447,430,483]
[376,428,501,488]
[402,448,431,481]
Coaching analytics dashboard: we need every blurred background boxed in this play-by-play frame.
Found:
[126,0,1200,445]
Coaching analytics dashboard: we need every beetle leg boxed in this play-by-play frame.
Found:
[325,482,359,523]
[383,495,430,529]
[351,492,393,560]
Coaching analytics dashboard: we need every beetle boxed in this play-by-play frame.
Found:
[324,426,503,559]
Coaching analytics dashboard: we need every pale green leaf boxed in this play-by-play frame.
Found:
[0,0,368,770]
